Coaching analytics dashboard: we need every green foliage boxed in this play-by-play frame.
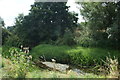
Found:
[2,46,20,58]
[2,28,12,45]
[1,45,118,78]
[74,23,94,47]
[56,28,76,46]
[76,2,120,49]
[13,2,78,47]
[31,44,120,66]
[31,44,71,64]
[68,47,120,66]
[2,48,33,78]
[0,47,2,52]
[4,35,21,47]
[2,27,21,47]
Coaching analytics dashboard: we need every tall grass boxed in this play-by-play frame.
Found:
[68,46,120,66]
[31,44,120,66]
[31,44,71,64]
[101,56,119,78]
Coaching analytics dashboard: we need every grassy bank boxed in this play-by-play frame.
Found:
[1,45,119,78]
[0,52,105,78]
[31,44,120,66]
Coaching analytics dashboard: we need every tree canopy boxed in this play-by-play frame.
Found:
[14,2,78,47]
[77,2,120,49]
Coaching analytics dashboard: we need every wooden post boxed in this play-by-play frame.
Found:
[51,59,56,71]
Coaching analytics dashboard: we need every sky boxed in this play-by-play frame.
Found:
[0,0,84,27]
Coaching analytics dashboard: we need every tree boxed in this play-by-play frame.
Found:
[0,17,3,46]
[6,14,24,34]
[0,17,21,46]
[14,2,78,47]
[77,2,120,49]
[0,17,5,27]
[0,17,9,45]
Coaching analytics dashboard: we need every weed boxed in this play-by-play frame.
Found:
[101,56,119,78]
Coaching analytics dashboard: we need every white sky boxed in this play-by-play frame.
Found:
[0,0,84,27]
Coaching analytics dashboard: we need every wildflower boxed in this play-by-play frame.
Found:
[29,55,32,59]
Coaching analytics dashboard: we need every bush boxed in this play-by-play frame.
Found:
[2,48,33,78]
[2,46,20,58]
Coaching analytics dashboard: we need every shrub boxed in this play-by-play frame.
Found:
[2,47,33,78]
[2,46,20,58]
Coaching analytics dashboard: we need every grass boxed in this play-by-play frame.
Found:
[0,55,105,78]
[26,69,105,78]
[30,44,120,78]
[68,46,120,66]
[1,45,119,78]
[31,44,71,63]
[31,44,120,66]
